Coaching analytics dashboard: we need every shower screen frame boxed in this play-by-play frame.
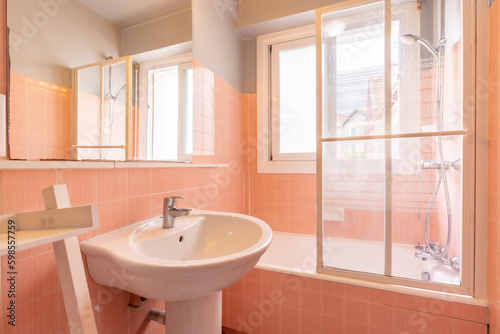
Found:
[71,56,133,161]
[315,0,479,296]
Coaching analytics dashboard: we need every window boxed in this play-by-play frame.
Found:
[257,25,316,173]
[138,53,193,161]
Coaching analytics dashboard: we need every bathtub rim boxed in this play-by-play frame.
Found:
[255,231,488,308]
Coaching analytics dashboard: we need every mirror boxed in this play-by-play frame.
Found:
[7,0,192,161]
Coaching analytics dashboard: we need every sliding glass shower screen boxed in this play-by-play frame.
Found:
[316,0,473,295]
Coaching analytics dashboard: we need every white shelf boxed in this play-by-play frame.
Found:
[0,227,96,254]
[0,204,98,255]
[0,160,227,170]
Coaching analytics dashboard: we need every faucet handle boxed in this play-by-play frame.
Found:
[165,196,187,209]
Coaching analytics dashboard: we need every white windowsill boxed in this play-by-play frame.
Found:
[0,160,227,170]
[257,160,316,174]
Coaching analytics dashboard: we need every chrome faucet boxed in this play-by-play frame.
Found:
[414,241,460,271]
[163,196,192,229]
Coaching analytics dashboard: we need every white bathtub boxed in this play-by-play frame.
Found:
[256,232,460,286]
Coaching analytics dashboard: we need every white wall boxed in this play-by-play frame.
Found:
[236,0,342,94]
[236,0,341,28]
[192,0,242,92]
[8,0,121,87]
[121,8,192,57]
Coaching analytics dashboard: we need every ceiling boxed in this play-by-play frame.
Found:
[78,0,191,27]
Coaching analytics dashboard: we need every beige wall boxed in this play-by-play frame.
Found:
[8,0,121,87]
[121,8,192,57]
[242,38,256,94]
[192,0,242,91]
[237,0,336,94]
[236,0,341,28]
[8,1,192,88]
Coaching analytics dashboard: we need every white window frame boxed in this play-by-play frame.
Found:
[257,25,316,173]
[270,36,316,162]
[138,52,193,162]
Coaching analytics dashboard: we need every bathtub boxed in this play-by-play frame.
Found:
[256,231,460,287]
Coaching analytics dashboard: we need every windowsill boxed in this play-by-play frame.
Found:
[0,160,228,170]
[257,160,316,174]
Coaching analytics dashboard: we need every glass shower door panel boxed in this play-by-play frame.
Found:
[76,65,101,160]
[321,2,386,140]
[75,58,129,161]
[391,136,462,286]
[322,140,385,275]
[101,61,127,160]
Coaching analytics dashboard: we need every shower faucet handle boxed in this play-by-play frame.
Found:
[444,158,461,171]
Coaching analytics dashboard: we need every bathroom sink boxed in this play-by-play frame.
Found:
[80,210,272,301]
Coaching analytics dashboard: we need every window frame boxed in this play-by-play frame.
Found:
[270,35,316,162]
[137,52,193,162]
[256,25,316,174]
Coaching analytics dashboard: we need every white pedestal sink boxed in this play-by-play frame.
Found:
[81,210,272,334]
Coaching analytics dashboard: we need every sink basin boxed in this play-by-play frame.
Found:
[80,210,272,302]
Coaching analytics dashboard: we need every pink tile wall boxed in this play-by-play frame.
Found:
[489,1,500,333]
[222,268,488,334]
[0,61,246,333]
[9,72,72,160]
[246,93,316,235]
[0,2,493,331]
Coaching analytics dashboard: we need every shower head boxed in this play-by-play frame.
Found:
[401,34,419,45]
[401,34,446,57]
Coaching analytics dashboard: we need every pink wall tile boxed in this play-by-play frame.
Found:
[222,269,488,334]
[128,195,152,225]
[454,319,488,334]
[369,303,394,330]
[97,288,129,333]
[57,169,99,206]
[151,168,171,194]
[98,169,129,202]
[455,302,489,324]
[128,168,152,198]
[3,291,59,333]
[9,73,72,160]
[98,199,128,234]
[2,251,58,306]
[1,170,57,214]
